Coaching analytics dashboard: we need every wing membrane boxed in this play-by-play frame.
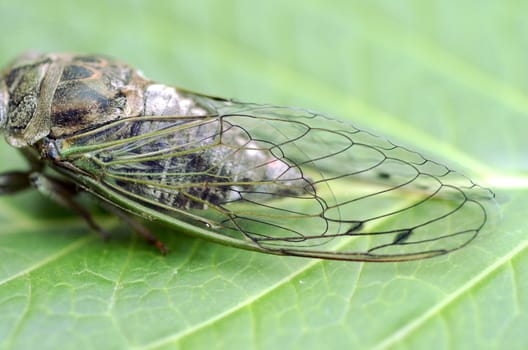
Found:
[54,99,496,261]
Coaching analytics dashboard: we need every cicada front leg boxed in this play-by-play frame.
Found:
[0,171,33,194]
[0,147,44,194]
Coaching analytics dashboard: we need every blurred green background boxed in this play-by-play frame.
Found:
[0,0,527,349]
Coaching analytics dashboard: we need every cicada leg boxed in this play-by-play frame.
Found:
[0,146,48,194]
[29,172,111,240]
[0,171,32,194]
[4,170,169,253]
[101,204,169,255]
[0,145,44,195]
[1,154,168,253]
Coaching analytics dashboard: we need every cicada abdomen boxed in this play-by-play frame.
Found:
[0,52,497,261]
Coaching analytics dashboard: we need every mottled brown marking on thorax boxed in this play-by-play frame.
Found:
[48,55,148,138]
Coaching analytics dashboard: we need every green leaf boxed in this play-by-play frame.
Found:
[0,0,526,349]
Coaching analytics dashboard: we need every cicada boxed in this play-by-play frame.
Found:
[0,52,496,262]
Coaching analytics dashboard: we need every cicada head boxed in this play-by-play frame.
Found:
[0,52,55,147]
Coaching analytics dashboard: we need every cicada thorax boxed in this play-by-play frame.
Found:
[48,58,147,139]
[0,53,308,211]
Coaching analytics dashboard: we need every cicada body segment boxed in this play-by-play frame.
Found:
[0,52,497,262]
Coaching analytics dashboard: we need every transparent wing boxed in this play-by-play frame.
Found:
[55,99,497,261]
